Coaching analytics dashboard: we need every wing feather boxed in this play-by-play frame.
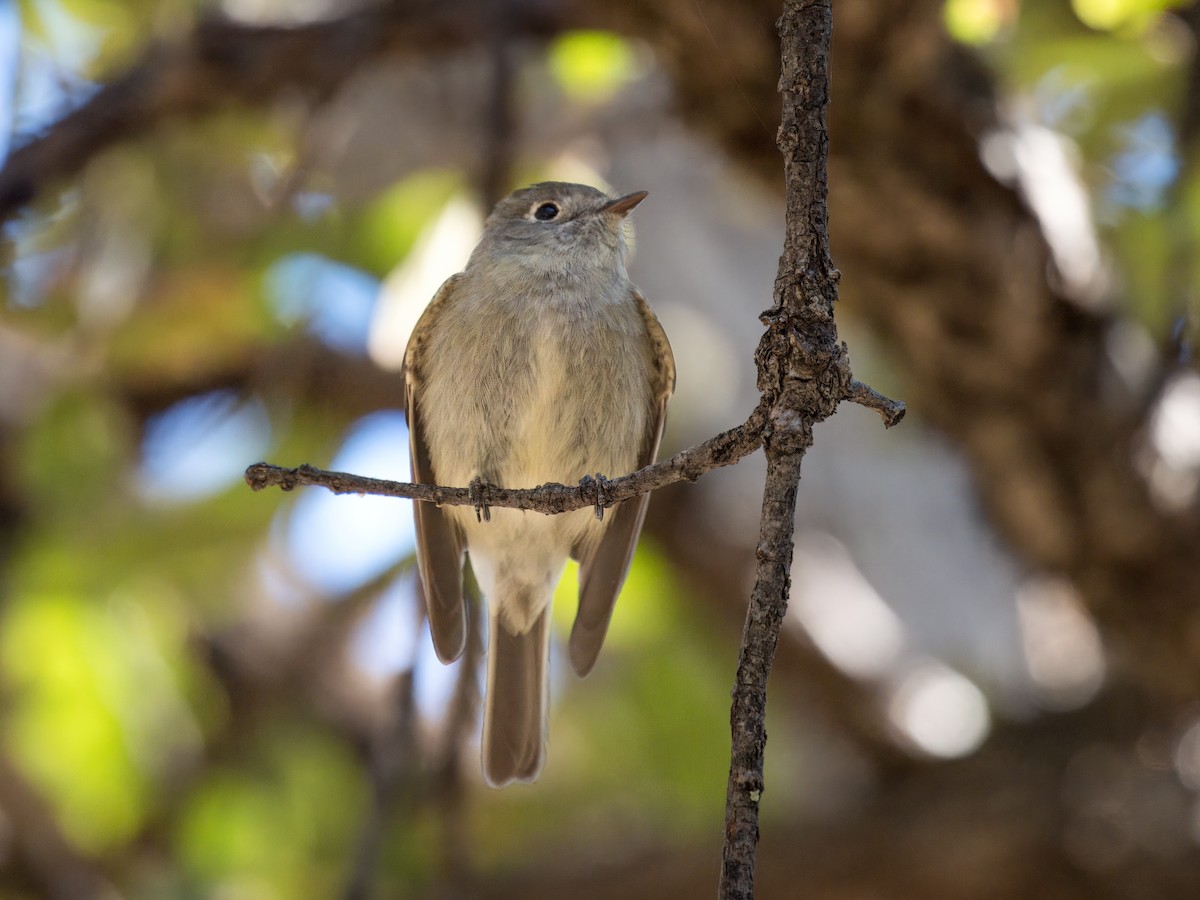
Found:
[404,275,467,663]
[569,289,675,677]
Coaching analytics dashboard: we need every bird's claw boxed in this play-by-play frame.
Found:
[580,473,610,521]
[469,476,492,523]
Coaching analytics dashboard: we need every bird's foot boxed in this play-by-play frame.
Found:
[579,473,611,521]
[469,476,493,523]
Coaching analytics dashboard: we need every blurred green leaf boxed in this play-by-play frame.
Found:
[177,727,365,896]
[943,0,1012,45]
[551,541,675,649]
[549,31,640,103]
[351,169,463,275]
[3,592,154,850]
[1113,209,1172,328]
[1071,0,1187,32]
[106,267,277,385]
[17,388,133,520]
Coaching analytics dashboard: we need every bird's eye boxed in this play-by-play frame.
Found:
[533,202,560,221]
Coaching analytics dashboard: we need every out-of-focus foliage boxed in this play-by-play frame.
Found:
[947,0,1196,332]
[549,30,643,102]
[2,0,1200,895]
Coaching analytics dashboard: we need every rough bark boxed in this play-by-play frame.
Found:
[720,450,803,899]
[722,3,859,895]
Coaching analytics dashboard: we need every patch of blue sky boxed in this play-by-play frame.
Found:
[0,3,19,162]
[283,411,415,595]
[350,575,420,680]
[5,243,72,307]
[1107,112,1179,212]
[265,252,379,355]
[138,390,272,503]
[291,191,334,221]
[1032,66,1095,135]
[7,0,102,143]
[412,617,475,725]
[348,564,469,723]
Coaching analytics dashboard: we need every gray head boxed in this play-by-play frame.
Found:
[469,182,647,276]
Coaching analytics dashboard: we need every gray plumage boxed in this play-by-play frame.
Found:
[403,182,674,786]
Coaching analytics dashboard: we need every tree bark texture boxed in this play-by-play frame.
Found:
[722,3,854,895]
[720,449,803,899]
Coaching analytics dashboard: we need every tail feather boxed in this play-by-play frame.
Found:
[482,604,550,787]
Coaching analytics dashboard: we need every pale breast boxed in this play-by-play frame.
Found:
[508,309,650,487]
[418,273,654,491]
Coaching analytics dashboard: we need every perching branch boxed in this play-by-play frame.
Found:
[246,403,770,512]
[246,383,897,515]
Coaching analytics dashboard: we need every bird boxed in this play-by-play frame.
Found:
[403,181,674,786]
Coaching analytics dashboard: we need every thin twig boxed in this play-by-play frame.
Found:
[847,379,906,427]
[245,403,770,512]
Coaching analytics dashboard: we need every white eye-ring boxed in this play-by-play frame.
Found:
[532,202,560,221]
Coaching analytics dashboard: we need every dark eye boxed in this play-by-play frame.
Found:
[534,202,560,221]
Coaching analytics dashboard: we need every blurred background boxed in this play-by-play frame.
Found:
[2,0,1200,896]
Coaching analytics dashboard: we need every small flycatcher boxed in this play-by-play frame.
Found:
[403,182,674,786]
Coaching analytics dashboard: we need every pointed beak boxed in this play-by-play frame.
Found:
[599,190,648,218]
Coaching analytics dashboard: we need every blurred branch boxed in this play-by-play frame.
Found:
[479,0,519,209]
[344,669,419,900]
[0,753,114,900]
[1177,3,1200,154]
[432,586,484,884]
[117,336,405,426]
[0,0,568,222]
[342,580,485,898]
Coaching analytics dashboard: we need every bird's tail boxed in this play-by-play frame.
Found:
[482,601,551,787]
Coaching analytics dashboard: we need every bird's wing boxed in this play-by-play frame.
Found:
[404,274,467,663]
[569,288,676,677]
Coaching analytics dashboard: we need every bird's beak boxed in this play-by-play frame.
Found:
[599,190,648,218]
